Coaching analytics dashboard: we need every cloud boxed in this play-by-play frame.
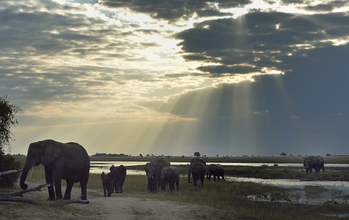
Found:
[174,11,349,75]
[304,1,348,12]
[100,0,252,22]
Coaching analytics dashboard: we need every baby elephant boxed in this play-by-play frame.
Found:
[160,166,179,192]
[101,172,114,197]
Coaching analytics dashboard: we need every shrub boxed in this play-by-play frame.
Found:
[0,154,21,187]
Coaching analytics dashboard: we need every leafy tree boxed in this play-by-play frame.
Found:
[0,95,22,186]
[194,152,201,157]
[1,95,22,154]
[280,152,287,156]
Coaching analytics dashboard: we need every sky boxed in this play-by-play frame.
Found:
[1,0,348,157]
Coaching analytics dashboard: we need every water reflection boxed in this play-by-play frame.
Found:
[227,176,349,189]
[234,176,349,205]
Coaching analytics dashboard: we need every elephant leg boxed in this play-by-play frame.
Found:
[102,182,107,197]
[117,179,124,193]
[147,178,152,193]
[115,179,119,193]
[193,175,197,186]
[80,172,88,200]
[54,176,63,200]
[45,166,55,201]
[64,180,74,200]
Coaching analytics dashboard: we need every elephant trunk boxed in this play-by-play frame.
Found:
[188,171,192,183]
[160,178,165,191]
[20,157,36,190]
[20,165,31,190]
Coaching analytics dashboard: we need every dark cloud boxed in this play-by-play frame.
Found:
[100,0,251,22]
[175,11,349,75]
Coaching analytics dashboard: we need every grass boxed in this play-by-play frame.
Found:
[86,173,349,220]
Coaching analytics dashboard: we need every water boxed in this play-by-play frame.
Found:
[90,160,349,208]
[90,160,349,174]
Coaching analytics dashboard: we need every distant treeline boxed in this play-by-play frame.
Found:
[91,153,130,157]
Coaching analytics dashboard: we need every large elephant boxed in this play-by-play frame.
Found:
[101,171,114,197]
[303,156,325,174]
[110,165,127,193]
[160,166,179,192]
[188,162,206,186]
[20,140,90,201]
[145,157,170,193]
[206,164,225,181]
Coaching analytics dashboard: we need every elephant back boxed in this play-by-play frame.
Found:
[190,158,206,165]
[62,142,90,168]
[190,162,206,172]
[207,164,223,171]
[151,157,171,173]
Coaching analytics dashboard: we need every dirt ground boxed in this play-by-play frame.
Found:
[0,179,236,220]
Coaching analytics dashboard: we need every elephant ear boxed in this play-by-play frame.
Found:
[42,142,63,165]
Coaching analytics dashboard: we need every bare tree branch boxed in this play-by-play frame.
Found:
[0,169,22,177]
[0,184,50,197]
[0,184,89,205]
[0,195,43,205]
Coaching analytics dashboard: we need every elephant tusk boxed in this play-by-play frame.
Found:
[26,167,34,181]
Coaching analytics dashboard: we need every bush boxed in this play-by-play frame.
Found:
[0,154,21,187]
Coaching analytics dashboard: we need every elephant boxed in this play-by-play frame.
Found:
[188,162,206,186]
[20,140,90,201]
[160,166,179,192]
[144,157,170,193]
[206,164,225,181]
[101,171,114,197]
[110,165,127,193]
[190,157,206,165]
[303,156,325,174]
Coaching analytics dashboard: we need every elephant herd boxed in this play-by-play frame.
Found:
[101,157,226,196]
[19,140,324,201]
[99,156,326,197]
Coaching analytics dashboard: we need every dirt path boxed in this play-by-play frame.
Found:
[0,180,236,220]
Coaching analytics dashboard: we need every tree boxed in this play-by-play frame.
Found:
[0,95,22,187]
[0,95,22,154]
[194,152,201,157]
[280,152,287,156]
